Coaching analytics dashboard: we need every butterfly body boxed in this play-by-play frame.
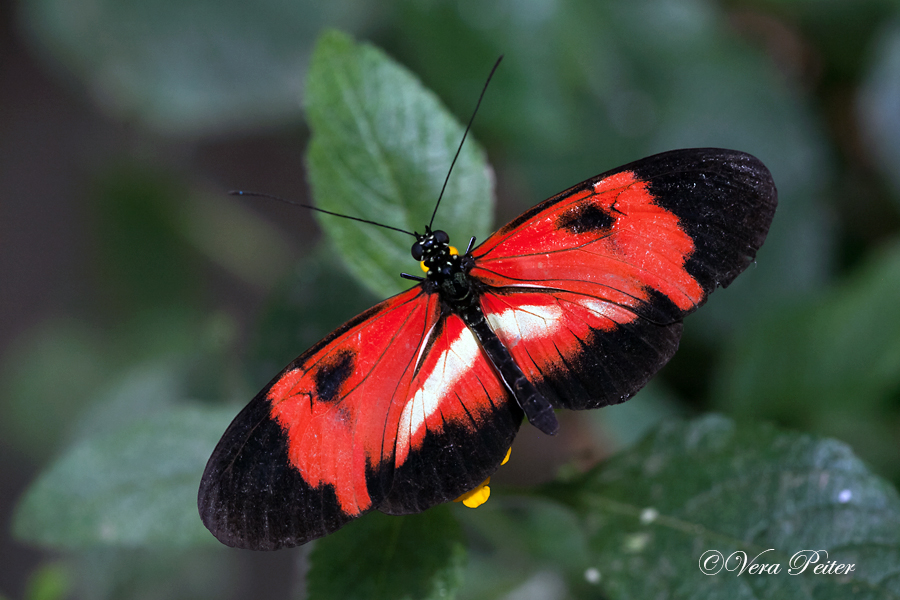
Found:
[413,228,560,435]
[199,148,777,550]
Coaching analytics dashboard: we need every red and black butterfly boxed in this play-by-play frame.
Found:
[198,147,777,550]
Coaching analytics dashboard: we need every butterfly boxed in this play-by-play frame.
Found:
[198,147,777,550]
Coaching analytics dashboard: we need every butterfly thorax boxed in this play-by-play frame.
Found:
[412,229,477,304]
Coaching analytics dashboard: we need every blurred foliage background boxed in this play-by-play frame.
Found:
[2,0,900,598]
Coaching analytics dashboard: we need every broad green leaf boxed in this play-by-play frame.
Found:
[20,0,382,135]
[306,30,494,298]
[713,239,900,480]
[542,415,900,599]
[13,405,235,549]
[0,313,238,460]
[308,507,466,600]
[64,359,207,445]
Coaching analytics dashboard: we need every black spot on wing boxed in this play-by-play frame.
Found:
[314,349,355,403]
[493,176,597,237]
[556,203,615,234]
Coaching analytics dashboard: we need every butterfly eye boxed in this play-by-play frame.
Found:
[433,230,449,244]
[411,242,424,260]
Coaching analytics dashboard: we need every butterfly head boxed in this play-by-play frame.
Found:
[411,229,460,278]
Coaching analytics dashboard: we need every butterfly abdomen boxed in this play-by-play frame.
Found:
[455,299,560,436]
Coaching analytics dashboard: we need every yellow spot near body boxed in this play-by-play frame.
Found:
[419,261,428,273]
[455,477,491,508]
[453,449,510,508]
[449,246,458,256]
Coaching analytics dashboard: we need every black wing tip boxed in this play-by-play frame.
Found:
[630,148,778,295]
[196,395,360,551]
[197,464,342,551]
[198,456,294,551]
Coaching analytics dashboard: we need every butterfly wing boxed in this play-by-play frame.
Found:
[198,286,522,549]
[469,148,777,410]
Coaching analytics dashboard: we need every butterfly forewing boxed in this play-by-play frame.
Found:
[199,287,521,549]
[469,149,777,410]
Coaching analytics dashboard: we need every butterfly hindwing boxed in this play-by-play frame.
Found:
[378,312,523,514]
[478,288,683,411]
[469,148,777,410]
[199,287,521,549]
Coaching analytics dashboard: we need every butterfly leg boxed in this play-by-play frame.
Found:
[459,304,559,435]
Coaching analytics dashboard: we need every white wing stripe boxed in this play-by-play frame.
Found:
[396,327,480,455]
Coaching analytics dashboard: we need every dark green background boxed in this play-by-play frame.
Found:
[2,0,900,598]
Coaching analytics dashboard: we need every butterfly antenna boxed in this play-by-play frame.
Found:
[429,55,503,229]
[230,191,417,237]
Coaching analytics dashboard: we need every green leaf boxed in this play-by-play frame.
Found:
[67,548,238,600]
[542,415,900,599]
[306,30,494,298]
[713,239,900,480]
[308,506,466,600]
[13,405,235,549]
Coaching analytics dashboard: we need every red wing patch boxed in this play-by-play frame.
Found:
[394,314,505,466]
[199,287,521,549]
[472,170,705,321]
[267,286,434,518]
